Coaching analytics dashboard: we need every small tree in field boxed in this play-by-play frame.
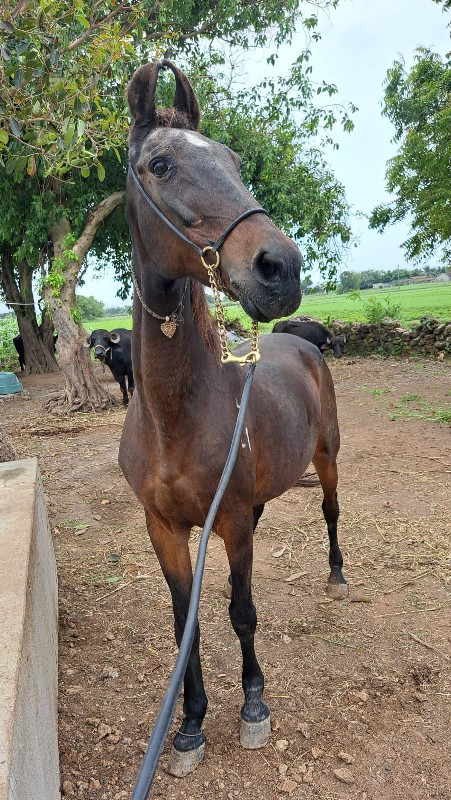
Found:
[76,295,105,321]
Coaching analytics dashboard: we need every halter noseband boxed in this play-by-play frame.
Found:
[128,164,269,267]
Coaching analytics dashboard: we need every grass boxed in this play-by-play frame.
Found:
[222,282,451,332]
[367,388,451,426]
[80,282,451,336]
[0,282,450,367]
[83,315,133,332]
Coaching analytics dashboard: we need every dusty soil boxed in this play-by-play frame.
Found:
[2,355,450,800]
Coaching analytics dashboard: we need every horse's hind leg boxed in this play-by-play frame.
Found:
[313,363,348,599]
[313,446,348,600]
[221,510,271,750]
[224,504,264,599]
[145,512,208,776]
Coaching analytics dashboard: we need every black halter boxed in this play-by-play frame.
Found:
[128,164,269,258]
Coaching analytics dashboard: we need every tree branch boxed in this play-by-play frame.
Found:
[67,0,131,52]
[73,191,125,264]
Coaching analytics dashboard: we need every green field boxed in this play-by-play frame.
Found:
[84,315,133,332]
[1,283,450,369]
[223,282,451,333]
[293,282,451,325]
[85,282,451,334]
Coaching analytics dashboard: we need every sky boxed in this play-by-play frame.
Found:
[1,0,449,313]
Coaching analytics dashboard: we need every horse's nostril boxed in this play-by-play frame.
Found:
[252,248,287,285]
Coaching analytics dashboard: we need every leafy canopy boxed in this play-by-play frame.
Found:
[0,0,353,296]
[0,0,337,178]
[369,48,451,264]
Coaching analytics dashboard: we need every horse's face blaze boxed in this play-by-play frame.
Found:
[127,62,302,322]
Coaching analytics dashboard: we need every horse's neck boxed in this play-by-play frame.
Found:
[132,274,217,429]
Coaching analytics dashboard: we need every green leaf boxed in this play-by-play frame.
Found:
[76,119,85,139]
[9,117,21,137]
[81,166,90,178]
[27,155,36,176]
[64,123,76,149]
[96,162,105,182]
[0,20,14,33]
[16,40,30,55]
[0,129,9,145]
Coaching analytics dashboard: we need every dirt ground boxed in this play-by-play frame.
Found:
[2,354,450,800]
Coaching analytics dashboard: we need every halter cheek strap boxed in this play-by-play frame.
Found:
[128,163,267,364]
[128,165,268,257]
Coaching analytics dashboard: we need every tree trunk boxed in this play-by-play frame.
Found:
[17,312,59,374]
[44,298,115,413]
[40,307,56,353]
[0,427,17,463]
[0,254,58,374]
[45,216,116,413]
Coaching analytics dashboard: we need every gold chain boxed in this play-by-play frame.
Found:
[201,248,260,365]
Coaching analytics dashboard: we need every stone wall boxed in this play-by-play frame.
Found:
[329,317,451,357]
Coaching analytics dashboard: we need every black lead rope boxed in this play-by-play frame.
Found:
[131,362,257,800]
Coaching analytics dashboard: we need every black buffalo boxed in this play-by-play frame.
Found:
[13,332,58,371]
[272,318,347,358]
[84,328,134,405]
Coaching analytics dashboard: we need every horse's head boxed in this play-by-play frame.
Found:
[126,61,302,322]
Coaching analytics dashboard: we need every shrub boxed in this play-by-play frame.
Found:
[363,295,401,323]
[0,315,19,370]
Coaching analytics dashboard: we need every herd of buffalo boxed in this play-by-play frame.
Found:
[14,317,346,404]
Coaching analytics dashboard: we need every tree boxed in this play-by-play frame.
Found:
[369,49,451,264]
[196,57,353,286]
[76,294,105,320]
[0,173,59,373]
[0,0,351,409]
[339,270,360,293]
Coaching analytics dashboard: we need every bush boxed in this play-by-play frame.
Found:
[0,315,19,370]
[363,295,401,323]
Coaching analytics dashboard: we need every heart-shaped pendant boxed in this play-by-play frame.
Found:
[160,318,177,338]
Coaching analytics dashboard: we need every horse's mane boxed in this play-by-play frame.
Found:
[129,109,196,149]
[155,108,195,129]
[190,280,220,360]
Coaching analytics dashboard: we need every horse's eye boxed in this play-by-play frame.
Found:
[151,160,170,177]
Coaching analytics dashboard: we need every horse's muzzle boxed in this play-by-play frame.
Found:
[239,282,302,322]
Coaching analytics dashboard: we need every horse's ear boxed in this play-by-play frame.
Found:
[162,59,200,130]
[127,62,163,127]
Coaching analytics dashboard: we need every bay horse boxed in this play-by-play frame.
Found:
[119,60,347,777]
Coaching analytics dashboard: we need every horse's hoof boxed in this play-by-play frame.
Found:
[167,742,205,777]
[240,715,271,749]
[327,581,348,600]
[223,579,232,599]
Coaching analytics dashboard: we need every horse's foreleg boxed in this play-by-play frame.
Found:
[221,512,270,750]
[312,451,348,600]
[145,512,207,776]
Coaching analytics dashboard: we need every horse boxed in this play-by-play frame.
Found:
[119,60,347,778]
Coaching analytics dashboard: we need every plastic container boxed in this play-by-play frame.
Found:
[0,372,23,395]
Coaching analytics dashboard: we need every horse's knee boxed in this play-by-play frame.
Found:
[229,598,257,640]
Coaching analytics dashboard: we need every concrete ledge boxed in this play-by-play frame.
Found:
[0,458,60,800]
